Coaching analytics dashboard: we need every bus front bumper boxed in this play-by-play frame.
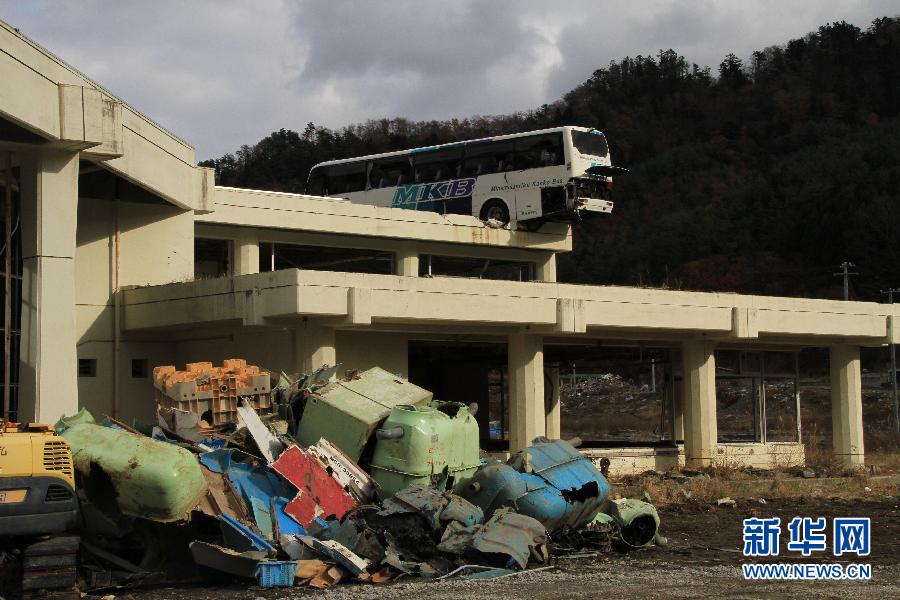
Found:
[575,197,614,214]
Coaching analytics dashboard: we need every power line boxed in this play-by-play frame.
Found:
[881,288,900,439]
[833,262,858,301]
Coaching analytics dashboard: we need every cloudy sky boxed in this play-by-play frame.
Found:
[1,1,895,159]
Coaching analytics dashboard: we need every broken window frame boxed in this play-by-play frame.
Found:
[194,237,233,279]
[260,241,395,275]
[557,347,678,448]
[420,254,535,282]
[0,162,21,420]
[714,349,801,444]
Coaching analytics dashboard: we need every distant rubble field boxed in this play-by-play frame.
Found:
[558,373,899,456]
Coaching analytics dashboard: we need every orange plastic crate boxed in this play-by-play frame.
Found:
[153,359,272,425]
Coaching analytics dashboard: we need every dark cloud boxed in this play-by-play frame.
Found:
[0,1,895,159]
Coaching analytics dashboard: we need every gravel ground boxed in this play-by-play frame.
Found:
[118,496,900,600]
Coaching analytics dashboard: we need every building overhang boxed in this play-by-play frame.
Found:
[0,20,213,212]
[121,270,900,347]
[200,186,573,252]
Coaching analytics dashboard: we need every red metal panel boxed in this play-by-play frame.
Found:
[271,445,356,526]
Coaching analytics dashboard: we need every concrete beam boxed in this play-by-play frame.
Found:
[121,270,900,347]
[233,228,260,276]
[295,323,336,374]
[508,332,545,451]
[731,307,758,339]
[58,85,122,156]
[555,298,586,334]
[681,340,717,467]
[17,149,80,423]
[395,244,419,277]
[204,186,573,252]
[535,253,556,282]
[830,345,864,465]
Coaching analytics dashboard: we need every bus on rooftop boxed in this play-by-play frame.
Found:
[306,126,626,225]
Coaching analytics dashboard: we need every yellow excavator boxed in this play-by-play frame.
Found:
[0,420,79,599]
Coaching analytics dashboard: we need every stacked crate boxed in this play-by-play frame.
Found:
[153,359,272,425]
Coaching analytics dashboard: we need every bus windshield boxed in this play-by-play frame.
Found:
[571,130,609,158]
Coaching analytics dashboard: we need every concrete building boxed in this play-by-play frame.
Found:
[1,20,896,472]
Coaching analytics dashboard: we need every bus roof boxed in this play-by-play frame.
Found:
[309,125,600,169]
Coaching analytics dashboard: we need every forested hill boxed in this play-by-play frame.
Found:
[202,18,900,300]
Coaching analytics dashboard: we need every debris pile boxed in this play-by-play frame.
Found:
[54,361,663,590]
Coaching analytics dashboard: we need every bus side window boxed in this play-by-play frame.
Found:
[371,157,412,188]
[368,162,384,189]
[463,141,509,176]
[413,147,463,183]
[515,133,564,169]
[329,162,367,195]
[307,166,327,195]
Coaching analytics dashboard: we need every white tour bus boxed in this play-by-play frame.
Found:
[306,126,625,224]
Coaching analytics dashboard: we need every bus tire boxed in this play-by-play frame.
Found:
[480,199,510,224]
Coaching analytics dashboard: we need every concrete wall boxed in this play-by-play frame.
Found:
[75,196,193,423]
[174,329,296,374]
[335,331,409,377]
[580,443,806,475]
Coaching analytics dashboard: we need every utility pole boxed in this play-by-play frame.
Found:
[833,262,858,300]
[882,288,900,439]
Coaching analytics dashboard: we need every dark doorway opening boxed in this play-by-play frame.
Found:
[407,340,507,450]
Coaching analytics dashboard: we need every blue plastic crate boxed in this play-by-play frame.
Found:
[256,560,297,587]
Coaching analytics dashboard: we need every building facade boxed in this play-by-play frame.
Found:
[1,20,895,472]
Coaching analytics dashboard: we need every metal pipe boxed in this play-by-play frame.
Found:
[375,426,405,440]
[113,198,121,419]
[881,288,899,439]
[892,337,899,439]
[795,352,802,444]
[3,152,11,420]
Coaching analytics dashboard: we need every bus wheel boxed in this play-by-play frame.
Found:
[480,199,510,224]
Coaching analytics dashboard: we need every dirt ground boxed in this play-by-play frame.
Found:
[116,496,899,600]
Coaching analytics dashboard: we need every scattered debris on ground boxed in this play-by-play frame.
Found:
[26,360,662,595]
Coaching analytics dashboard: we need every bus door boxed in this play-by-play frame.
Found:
[511,133,566,220]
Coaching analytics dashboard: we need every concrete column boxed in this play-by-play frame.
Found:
[395,244,419,277]
[681,340,717,467]
[294,323,336,374]
[508,332,545,451]
[830,345,865,465]
[233,228,259,275]
[545,366,561,439]
[534,253,557,282]
[18,150,80,422]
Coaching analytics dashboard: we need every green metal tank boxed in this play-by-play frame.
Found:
[61,423,208,522]
[369,401,481,497]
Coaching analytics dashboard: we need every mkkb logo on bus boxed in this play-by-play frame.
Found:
[392,178,475,206]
